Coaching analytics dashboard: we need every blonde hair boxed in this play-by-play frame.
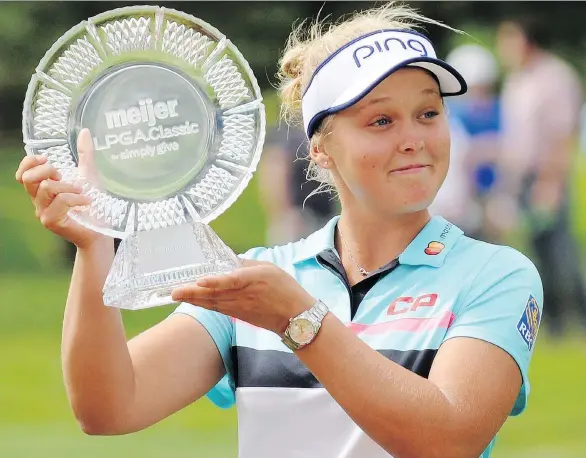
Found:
[277,1,460,195]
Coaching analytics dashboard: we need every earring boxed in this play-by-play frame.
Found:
[323,160,329,166]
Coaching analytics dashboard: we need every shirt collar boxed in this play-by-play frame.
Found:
[292,215,463,268]
[292,215,340,264]
[398,216,463,267]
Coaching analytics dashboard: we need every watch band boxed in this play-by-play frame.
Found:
[309,300,328,321]
[281,332,299,351]
[281,300,329,351]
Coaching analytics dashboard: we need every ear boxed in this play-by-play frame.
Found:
[309,135,332,169]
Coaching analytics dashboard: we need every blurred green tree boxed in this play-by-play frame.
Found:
[1,1,585,134]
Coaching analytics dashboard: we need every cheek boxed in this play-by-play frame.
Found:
[438,137,451,171]
[351,147,391,194]
[429,134,451,194]
[331,134,386,179]
[396,130,451,208]
[358,147,386,171]
[429,125,451,167]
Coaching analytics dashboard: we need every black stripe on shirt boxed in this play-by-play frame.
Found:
[232,346,437,389]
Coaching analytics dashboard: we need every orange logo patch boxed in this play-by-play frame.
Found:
[424,241,445,256]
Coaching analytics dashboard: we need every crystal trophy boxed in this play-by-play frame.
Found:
[21,5,266,310]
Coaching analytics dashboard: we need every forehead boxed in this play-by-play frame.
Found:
[353,68,441,108]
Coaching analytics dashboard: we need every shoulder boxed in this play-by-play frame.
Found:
[239,216,338,267]
[453,235,535,267]
[539,53,582,91]
[239,237,314,268]
[545,52,578,75]
[449,235,542,298]
[455,235,539,273]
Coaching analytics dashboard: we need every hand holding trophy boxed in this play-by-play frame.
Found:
[15,128,103,250]
[21,5,266,310]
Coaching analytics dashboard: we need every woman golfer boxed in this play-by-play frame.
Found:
[16,3,543,457]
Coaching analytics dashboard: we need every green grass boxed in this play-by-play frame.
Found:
[0,273,238,458]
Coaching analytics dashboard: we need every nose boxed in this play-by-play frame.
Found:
[398,137,425,154]
[397,123,425,154]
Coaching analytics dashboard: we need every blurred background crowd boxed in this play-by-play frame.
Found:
[1,2,585,457]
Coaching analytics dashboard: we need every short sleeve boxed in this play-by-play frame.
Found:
[169,245,270,409]
[443,247,544,416]
[171,303,235,409]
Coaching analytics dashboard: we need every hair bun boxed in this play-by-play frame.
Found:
[280,44,306,79]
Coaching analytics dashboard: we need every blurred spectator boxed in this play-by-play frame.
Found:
[428,109,476,232]
[495,16,586,338]
[258,124,338,246]
[580,102,586,154]
[430,44,502,241]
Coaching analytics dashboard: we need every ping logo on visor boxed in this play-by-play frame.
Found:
[301,29,467,138]
[353,34,430,68]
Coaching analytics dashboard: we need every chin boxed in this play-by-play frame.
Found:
[396,187,437,212]
[405,190,440,213]
[399,200,432,214]
[368,183,439,215]
[379,197,433,216]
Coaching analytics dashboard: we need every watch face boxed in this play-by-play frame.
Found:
[289,318,315,345]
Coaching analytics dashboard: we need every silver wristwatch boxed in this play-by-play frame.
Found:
[281,300,329,351]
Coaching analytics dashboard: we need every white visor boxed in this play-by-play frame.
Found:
[301,29,467,138]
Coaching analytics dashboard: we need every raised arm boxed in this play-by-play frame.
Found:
[63,240,225,434]
[16,132,226,435]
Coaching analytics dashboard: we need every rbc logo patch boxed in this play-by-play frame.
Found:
[517,295,541,350]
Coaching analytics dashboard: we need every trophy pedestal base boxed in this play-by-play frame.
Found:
[103,222,240,310]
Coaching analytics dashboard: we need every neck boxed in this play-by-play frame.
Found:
[336,206,431,277]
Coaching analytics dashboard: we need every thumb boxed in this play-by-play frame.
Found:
[238,258,272,268]
[76,128,99,187]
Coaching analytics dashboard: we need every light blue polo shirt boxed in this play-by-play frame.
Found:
[173,215,543,458]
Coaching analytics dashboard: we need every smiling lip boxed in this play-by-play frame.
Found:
[390,164,429,174]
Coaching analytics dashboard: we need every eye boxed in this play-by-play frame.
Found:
[371,116,392,127]
[421,110,439,120]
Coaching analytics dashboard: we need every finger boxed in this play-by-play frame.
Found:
[174,297,239,314]
[35,179,84,210]
[171,285,213,302]
[196,272,247,290]
[171,284,237,303]
[77,128,99,186]
[39,192,92,230]
[21,163,62,198]
[238,258,272,268]
[15,155,47,183]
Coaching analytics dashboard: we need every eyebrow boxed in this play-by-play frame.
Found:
[421,88,441,97]
[357,88,441,111]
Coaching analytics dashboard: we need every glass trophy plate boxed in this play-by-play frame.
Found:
[22,5,266,310]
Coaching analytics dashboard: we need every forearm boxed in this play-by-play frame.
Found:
[295,314,478,458]
[61,236,135,429]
